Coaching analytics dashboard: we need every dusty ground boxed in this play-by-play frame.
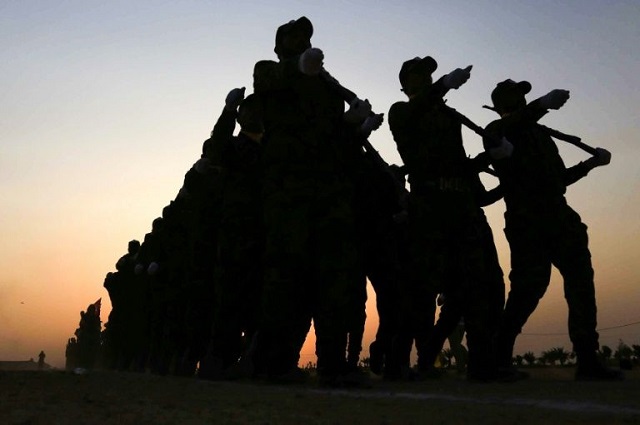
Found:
[1,367,639,424]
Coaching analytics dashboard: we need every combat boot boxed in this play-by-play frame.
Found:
[575,351,624,381]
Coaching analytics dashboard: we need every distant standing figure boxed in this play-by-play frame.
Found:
[38,351,46,370]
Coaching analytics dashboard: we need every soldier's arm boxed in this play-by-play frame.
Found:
[564,160,593,186]
[388,102,418,169]
[206,107,236,165]
[498,101,549,130]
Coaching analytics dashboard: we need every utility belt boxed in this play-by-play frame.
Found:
[412,177,471,194]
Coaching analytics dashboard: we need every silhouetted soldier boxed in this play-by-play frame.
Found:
[74,302,102,370]
[334,115,405,381]
[176,102,237,375]
[104,240,141,369]
[483,79,621,381]
[417,176,505,376]
[388,56,511,381]
[135,217,167,372]
[251,17,361,386]
[199,91,266,380]
[65,337,78,371]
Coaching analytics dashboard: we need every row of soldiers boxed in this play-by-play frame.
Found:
[102,16,622,385]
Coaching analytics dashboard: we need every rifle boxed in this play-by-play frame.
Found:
[538,125,598,156]
[482,105,599,156]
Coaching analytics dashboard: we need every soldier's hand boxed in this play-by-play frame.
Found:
[344,98,372,124]
[299,47,324,76]
[443,65,472,90]
[360,113,384,137]
[489,137,514,160]
[586,147,612,168]
[225,87,246,112]
[539,89,570,110]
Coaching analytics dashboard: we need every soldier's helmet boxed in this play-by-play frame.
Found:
[399,56,437,94]
[274,16,313,59]
[491,79,531,114]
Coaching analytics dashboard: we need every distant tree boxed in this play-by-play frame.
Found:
[552,347,570,366]
[541,347,570,366]
[514,355,524,367]
[614,340,633,361]
[523,351,536,366]
[614,340,633,370]
[599,345,613,364]
[538,351,551,366]
[632,345,640,362]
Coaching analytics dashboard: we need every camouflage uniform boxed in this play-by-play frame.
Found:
[252,56,358,380]
[209,120,264,371]
[418,181,505,372]
[389,74,496,379]
[484,100,599,368]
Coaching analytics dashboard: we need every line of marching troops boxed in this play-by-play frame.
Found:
[101,16,623,387]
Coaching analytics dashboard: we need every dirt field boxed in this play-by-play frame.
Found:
[1,367,639,424]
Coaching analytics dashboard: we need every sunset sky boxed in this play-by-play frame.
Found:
[1,1,639,369]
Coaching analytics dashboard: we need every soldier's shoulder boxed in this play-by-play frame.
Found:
[484,118,504,133]
[388,100,410,122]
[254,59,278,72]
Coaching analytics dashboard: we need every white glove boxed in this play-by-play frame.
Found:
[442,65,472,90]
[489,137,514,160]
[360,113,384,137]
[586,147,611,168]
[539,89,570,110]
[298,47,324,76]
[344,98,372,124]
[134,264,144,275]
[147,262,160,276]
[225,87,246,112]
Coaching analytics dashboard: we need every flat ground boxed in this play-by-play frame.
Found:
[1,367,639,424]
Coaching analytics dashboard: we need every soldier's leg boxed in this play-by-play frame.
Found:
[421,300,463,371]
[312,191,357,384]
[495,220,552,369]
[551,208,621,380]
[552,210,598,357]
[254,189,312,378]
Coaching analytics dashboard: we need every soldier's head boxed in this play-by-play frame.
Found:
[238,94,265,141]
[201,137,213,159]
[491,79,531,115]
[399,56,438,98]
[274,17,313,60]
[128,240,140,255]
[151,217,163,233]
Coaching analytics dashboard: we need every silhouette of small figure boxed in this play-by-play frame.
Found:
[38,351,46,370]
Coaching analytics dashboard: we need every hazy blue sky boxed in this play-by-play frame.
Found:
[1,1,639,367]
